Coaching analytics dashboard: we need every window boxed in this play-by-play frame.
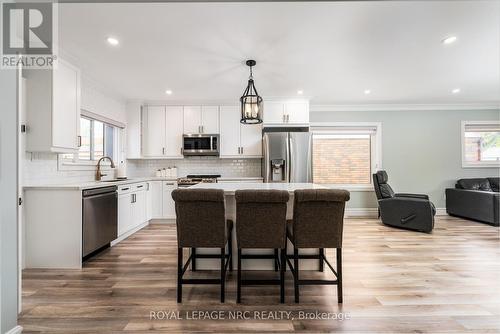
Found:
[462,121,500,167]
[311,123,381,190]
[60,115,121,169]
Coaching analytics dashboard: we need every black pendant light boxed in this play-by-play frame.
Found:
[240,60,263,124]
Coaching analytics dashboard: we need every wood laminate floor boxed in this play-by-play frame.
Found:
[19,217,500,333]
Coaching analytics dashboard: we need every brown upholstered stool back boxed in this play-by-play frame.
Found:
[292,189,350,248]
[172,189,227,248]
[235,190,289,249]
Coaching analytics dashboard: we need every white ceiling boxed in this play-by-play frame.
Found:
[58,1,500,105]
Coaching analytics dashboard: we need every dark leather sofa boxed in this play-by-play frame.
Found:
[446,177,500,226]
[373,171,435,233]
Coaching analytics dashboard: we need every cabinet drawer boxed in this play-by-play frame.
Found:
[117,182,147,195]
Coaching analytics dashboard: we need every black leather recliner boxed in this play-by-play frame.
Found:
[373,171,435,233]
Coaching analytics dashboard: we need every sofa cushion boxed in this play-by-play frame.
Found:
[456,178,492,191]
[487,177,500,192]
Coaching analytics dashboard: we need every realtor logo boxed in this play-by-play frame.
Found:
[1,2,58,69]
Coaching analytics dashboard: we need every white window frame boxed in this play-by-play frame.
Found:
[59,113,125,171]
[310,122,382,191]
[461,120,500,168]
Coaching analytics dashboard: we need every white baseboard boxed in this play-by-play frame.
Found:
[344,207,448,218]
[150,218,175,224]
[345,208,379,218]
[435,208,448,216]
[5,325,23,334]
[111,221,149,246]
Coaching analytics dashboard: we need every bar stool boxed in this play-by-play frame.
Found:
[286,189,350,303]
[235,190,289,303]
[171,188,233,303]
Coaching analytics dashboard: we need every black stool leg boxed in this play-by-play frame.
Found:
[228,236,233,272]
[280,248,285,303]
[319,248,324,272]
[237,249,242,303]
[274,249,279,271]
[294,248,299,303]
[177,247,183,303]
[220,247,225,303]
[337,247,343,303]
[191,247,196,271]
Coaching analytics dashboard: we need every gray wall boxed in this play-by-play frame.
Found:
[0,70,19,331]
[311,108,500,209]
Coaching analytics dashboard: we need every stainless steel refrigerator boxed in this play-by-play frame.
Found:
[262,127,312,183]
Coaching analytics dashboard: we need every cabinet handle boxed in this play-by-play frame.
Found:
[166,183,175,186]
[130,193,134,203]
[202,125,204,133]
[162,147,165,155]
[241,147,244,155]
[121,187,130,191]
[238,147,240,154]
[137,185,143,188]
[181,147,183,155]
[77,136,82,147]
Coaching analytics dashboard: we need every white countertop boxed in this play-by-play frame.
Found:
[218,176,263,181]
[189,182,326,195]
[23,176,264,190]
[23,177,178,190]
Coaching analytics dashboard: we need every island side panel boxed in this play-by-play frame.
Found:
[25,189,82,268]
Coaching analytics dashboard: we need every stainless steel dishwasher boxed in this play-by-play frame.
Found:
[82,186,118,259]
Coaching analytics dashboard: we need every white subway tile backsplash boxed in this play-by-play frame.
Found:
[127,157,262,178]
[23,152,262,186]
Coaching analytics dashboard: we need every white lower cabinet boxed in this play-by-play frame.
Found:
[118,192,133,236]
[148,181,164,219]
[162,181,177,219]
[145,180,177,220]
[117,183,148,237]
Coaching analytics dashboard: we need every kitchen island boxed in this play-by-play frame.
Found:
[189,182,327,270]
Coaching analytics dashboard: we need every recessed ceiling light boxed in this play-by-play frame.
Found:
[297,90,304,95]
[452,88,461,94]
[364,89,371,95]
[106,37,119,46]
[442,36,457,45]
[165,90,173,95]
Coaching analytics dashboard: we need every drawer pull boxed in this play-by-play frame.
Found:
[121,187,130,191]
[166,183,175,186]
[137,185,144,188]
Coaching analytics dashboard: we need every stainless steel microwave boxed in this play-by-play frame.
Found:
[183,134,219,156]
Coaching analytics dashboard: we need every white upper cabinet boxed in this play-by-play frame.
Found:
[220,106,241,157]
[285,102,309,124]
[201,106,219,133]
[263,100,309,125]
[240,122,263,157]
[142,105,183,158]
[263,102,285,124]
[183,106,202,134]
[142,106,166,157]
[25,59,81,153]
[220,106,262,158]
[165,106,184,157]
[183,105,220,134]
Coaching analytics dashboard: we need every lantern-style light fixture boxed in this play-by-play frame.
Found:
[240,60,263,124]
